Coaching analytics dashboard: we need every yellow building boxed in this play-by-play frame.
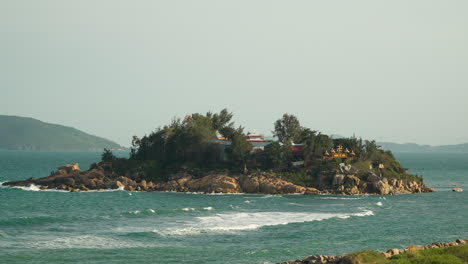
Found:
[323,144,355,161]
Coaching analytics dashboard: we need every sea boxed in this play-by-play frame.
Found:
[0,151,467,264]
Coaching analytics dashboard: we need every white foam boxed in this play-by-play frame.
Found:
[129,210,141,214]
[1,183,129,193]
[351,210,374,217]
[154,210,374,236]
[14,184,41,191]
[182,208,196,211]
[320,197,362,200]
[376,202,383,206]
[203,207,213,211]
[259,194,276,199]
[148,209,156,213]
[205,192,245,195]
[29,235,144,249]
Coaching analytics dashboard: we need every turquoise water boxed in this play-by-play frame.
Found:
[0,151,467,263]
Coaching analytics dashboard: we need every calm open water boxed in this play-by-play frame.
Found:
[0,151,467,263]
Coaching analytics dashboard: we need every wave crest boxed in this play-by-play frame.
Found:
[154,210,374,236]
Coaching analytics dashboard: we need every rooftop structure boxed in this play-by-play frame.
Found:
[323,144,355,161]
[246,129,270,151]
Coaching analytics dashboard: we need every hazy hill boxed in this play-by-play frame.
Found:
[0,115,122,151]
[379,141,468,153]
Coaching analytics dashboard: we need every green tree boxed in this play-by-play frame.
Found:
[263,141,293,171]
[227,126,252,169]
[273,114,303,144]
[210,108,234,130]
[101,148,116,162]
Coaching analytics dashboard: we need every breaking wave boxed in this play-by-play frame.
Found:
[13,184,42,191]
[128,209,157,215]
[3,183,128,193]
[28,235,148,249]
[153,210,374,236]
[320,196,363,200]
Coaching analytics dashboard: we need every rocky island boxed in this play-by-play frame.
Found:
[3,109,434,195]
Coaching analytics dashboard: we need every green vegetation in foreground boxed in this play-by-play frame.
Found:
[104,109,422,186]
[341,244,468,264]
[0,115,122,151]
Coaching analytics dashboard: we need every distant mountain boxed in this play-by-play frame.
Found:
[0,115,122,151]
[379,142,468,153]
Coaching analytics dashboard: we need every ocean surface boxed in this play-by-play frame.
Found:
[0,151,467,264]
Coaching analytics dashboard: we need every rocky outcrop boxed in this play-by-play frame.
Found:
[2,162,432,195]
[239,173,320,195]
[279,239,468,264]
[382,239,468,258]
[185,174,241,193]
[2,163,319,195]
[280,255,338,264]
[317,169,434,195]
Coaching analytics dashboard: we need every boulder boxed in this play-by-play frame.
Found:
[405,245,421,252]
[300,254,337,264]
[304,187,321,195]
[344,165,352,172]
[57,163,80,173]
[382,252,392,258]
[332,174,345,186]
[140,179,147,188]
[117,176,137,187]
[239,175,260,193]
[372,180,391,195]
[176,175,192,186]
[259,182,278,194]
[344,175,360,186]
[124,185,135,191]
[347,186,361,195]
[387,248,400,256]
[186,174,241,193]
[116,181,124,188]
[367,172,380,183]
[301,254,328,263]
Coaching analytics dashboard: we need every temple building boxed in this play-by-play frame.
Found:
[323,144,355,161]
[246,130,270,151]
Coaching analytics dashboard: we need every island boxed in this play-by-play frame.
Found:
[0,115,122,151]
[3,109,434,195]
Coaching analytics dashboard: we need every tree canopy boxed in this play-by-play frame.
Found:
[124,109,409,185]
[273,114,303,144]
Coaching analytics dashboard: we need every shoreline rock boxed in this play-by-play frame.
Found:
[278,239,467,264]
[2,162,434,195]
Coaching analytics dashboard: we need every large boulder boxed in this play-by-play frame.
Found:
[240,173,310,194]
[372,180,391,195]
[347,186,361,195]
[239,175,260,193]
[332,174,346,186]
[186,174,241,193]
[117,176,137,187]
[344,175,360,186]
[304,187,320,195]
[57,163,80,173]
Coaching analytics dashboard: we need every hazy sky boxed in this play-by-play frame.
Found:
[1,1,467,146]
